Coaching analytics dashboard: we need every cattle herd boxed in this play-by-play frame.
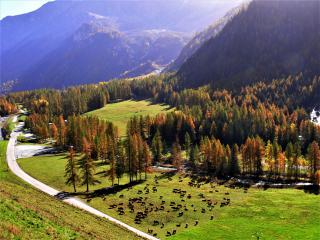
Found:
[103,174,239,238]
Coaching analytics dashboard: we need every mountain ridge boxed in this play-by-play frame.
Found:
[177,0,320,89]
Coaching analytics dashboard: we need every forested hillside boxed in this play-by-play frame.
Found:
[177,0,320,89]
[166,4,245,71]
[4,71,320,183]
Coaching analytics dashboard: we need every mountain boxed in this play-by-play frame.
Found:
[0,0,243,90]
[177,0,320,89]
[166,4,246,71]
[16,22,190,89]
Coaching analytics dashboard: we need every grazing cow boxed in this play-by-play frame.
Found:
[161,223,164,228]
[166,231,171,237]
[119,194,124,198]
[176,223,181,227]
[153,233,157,237]
[185,223,188,228]
[148,228,153,234]
[210,215,214,220]
[153,220,160,226]
[172,229,176,235]
[195,220,199,226]
[178,212,183,217]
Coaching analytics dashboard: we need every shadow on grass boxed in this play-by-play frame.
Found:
[54,180,146,200]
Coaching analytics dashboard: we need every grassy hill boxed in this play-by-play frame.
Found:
[85,99,174,136]
[0,141,141,240]
[19,153,320,239]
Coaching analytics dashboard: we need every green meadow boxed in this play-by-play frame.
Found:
[85,99,174,136]
[0,142,141,240]
[19,154,320,240]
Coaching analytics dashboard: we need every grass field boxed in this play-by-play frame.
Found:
[19,154,320,239]
[0,142,141,240]
[85,99,174,136]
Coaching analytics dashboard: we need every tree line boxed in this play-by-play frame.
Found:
[6,72,320,187]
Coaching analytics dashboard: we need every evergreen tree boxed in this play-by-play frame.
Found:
[65,146,79,192]
[142,141,152,180]
[108,140,116,186]
[293,142,301,180]
[172,141,183,172]
[285,142,294,178]
[116,143,126,185]
[78,137,97,192]
[190,145,200,172]
[184,132,191,159]
[229,144,240,176]
[151,130,163,164]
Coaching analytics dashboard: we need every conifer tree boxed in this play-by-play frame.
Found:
[116,143,125,185]
[293,142,301,180]
[307,141,320,181]
[109,140,116,186]
[142,141,152,179]
[229,144,240,176]
[79,137,97,192]
[65,146,79,192]
[285,142,294,178]
[172,141,183,172]
[190,145,200,172]
[184,132,191,159]
[151,130,163,164]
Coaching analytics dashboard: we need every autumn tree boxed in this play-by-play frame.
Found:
[307,141,320,182]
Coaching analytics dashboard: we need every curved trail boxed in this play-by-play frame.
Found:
[6,117,158,240]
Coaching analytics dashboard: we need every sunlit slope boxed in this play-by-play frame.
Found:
[0,141,141,240]
[85,99,174,136]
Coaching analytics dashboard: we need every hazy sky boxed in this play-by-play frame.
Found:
[0,0,54,19]
[0,0,247,20]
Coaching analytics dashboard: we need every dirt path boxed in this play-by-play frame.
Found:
[6,118,158,240]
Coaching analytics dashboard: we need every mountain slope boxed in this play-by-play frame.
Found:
[177,0,320,89]
[0,0,243,90]
[166,4,246,71]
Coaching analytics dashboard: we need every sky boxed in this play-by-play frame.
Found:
[0,0,54,19]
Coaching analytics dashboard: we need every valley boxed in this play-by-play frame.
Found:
[1,0,319,239]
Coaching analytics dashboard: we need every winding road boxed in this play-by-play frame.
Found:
[6,117,158,240]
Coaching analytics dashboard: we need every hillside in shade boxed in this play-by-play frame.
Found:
[177,0,320,89]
